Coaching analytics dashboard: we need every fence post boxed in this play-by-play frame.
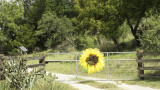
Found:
[39,54,45,71]
[0,54,5,80]
[0,54,4,70]
[39,54,45,64]
[137,50,144,80]
[76,53,78,80]
[107,53,109,80]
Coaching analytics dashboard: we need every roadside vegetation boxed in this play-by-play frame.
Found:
[79,80,120,90]
[124,79,160,89]
[0,77,78,90]
[0,56,77,90]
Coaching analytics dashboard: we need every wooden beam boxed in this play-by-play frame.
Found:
[0,54,4,72]
[139,74,160,78]
[137,50,144,80]
[138,67,160,70]
[4,56,43,60]
[137,59,160,62]
[141,52,160,56]
[46,60,77,63]
[27,64,45,68]
[25,57,43,61]
[0,66,3,70]
[4,56,20,60]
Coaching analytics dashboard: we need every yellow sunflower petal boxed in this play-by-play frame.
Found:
[79,48,105,74]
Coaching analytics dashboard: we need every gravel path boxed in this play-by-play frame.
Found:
[28,69,160,90]
[46,72,103,90]
[46,72,160,90]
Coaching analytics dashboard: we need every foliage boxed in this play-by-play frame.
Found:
[0,0,23,54]
[1,0,160,53]
[73,0,126,51]
[23,0,45,27]
[45,0,77,18]
[74,0,104,36]
[0,54,76,90]
[37,12,74,49]
[0,1,37,55]
[106,0,160,46]
[1,57,46,89]
[7,24,37,55]
[32,75,78,90]
[75,35,98,50]
[139,15,160,51]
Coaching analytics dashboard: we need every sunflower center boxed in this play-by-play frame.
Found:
[86,54,98,65]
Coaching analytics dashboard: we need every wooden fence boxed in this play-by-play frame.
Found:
[0,54,45,73]
[137,50,160,80]
[1,51,160,80]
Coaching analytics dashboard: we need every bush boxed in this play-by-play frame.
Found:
[139,15,160,52]
[75,35,98,50]
[140,30,160,52]
[1,57,46,89]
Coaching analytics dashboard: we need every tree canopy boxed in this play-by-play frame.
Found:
[0,0,160,54]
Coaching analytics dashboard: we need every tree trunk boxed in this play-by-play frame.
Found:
[135,35,141,47]
[112,38,120,52]
[98,36,103,45]
[127,10,145,47]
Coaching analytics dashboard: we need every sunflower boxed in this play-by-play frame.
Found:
[79,48,105,74]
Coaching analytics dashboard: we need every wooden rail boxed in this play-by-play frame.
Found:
[137,50,160,80]
[3,56,44,61]
[0,54,46,73]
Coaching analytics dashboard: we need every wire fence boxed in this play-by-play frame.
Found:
[45,52,138,81]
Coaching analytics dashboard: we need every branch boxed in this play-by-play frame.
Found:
[134,9,146,32]
[127,17,135,36]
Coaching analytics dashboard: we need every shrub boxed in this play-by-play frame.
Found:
[1,57,46,89]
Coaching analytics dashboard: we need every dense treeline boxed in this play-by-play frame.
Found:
[0,0,160,55]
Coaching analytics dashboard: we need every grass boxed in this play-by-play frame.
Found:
[32,77,78,90]
[124,78,160,89]
[45,52,138,80]
[0,77,78,90]
[79,80,120,90]
[0,80,10,90]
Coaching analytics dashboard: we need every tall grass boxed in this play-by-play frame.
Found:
[32,77,78,90]
[0,77,78,90]
[0,81,10,90]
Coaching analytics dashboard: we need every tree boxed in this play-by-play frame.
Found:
[37,12,74,49]
[23,0,46,31]
[107,0,160,46]
[139,15,160,51]
[45,0,77,18]
[23,0,77,49]
[74,0,104,36]
[0,0,37,55]
[74,0,125,51]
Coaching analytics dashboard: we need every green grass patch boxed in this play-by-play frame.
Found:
[124,78,160,89]
[0,77,78,90]
[79,80,120,90]
[0,80,10,90]
[32,78,78,90]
